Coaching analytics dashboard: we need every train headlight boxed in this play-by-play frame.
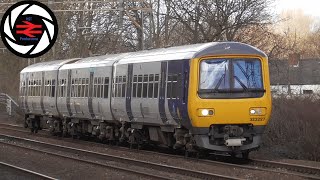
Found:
[249,108,266,116]
[198,109,214,117]
[201,109,209,116]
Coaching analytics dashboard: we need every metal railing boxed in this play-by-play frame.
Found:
[0,93,23,116]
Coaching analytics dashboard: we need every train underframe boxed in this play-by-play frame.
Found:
[24,114,263,158]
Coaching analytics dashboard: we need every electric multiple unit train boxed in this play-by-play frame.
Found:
[19,42,272,158]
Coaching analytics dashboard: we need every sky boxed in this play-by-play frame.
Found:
[276,0,320,17]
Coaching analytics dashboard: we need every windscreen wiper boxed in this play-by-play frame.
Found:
[233,76,248,91]
[214,74,225,91]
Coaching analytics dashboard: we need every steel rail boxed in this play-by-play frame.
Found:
[0,123,320,179]
[0,133,240,180]
[0,161,57,180]
[250,159,320,177]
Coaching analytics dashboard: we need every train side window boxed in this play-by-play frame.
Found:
[97,77,101,98]
[78,78,81,97]
[78,78,82,97]
[166,74,178,99]
[137,75,142,98]
[80,78,85,97]
[85,78,89,97]
[58,79,61,97]
[132,75,137,98]
[119,76,123,97]
[113,76,118,97]
[30,80,33,96]
[171,74,178,99]
[35,80,37,96]
[167,75,172,99]
[62,79,66,97]
[154,74,159,98]
[35,80,38,96]
[122,76,126,97]
[51,79,56,97]
[48,80,51,97]
[103,77,109,98]
[94,77,97,98]
[142,75,148,98]
[73,78,77,97]
[71,79,74,97]
[148,74,154,98]
[39,80,41,97]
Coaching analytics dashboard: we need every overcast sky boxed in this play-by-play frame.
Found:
[276,0,320,17]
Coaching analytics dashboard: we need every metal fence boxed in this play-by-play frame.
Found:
[0,93,22,116]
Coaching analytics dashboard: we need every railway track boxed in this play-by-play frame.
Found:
[0,131,239,180]
[1,123,320,179]
[0,161,56,180]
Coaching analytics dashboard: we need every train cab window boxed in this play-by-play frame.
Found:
[103,77,109,98]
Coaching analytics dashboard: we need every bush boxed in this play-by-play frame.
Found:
[262,95,320,161]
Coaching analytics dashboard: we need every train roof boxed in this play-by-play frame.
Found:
[21,58,80,73]
[116,42,266,64]
[21,42,267,73]
[59,53,128,70]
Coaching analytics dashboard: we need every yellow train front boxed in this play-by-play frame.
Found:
[188,43,272,157]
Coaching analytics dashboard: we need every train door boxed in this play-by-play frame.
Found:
[111,64,129,121]
[165,60,185,126]
[158,61,168,124]
[131,62,161,125]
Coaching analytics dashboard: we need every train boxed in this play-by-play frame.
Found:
[19,42,272,158]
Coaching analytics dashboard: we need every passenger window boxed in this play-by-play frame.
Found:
[154,74,159,98]
[148,74,154,98]
[167,75,172,99]
[117,76,122,97]
[132,75,137,98]
[122,76,126,97]
[137,75,142,98]
[96,77,101,98]
[51,79,56,97]
[143,75,148,98]
[94,77,97,98]
[171,75,178,99]
[103,77,109,98]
